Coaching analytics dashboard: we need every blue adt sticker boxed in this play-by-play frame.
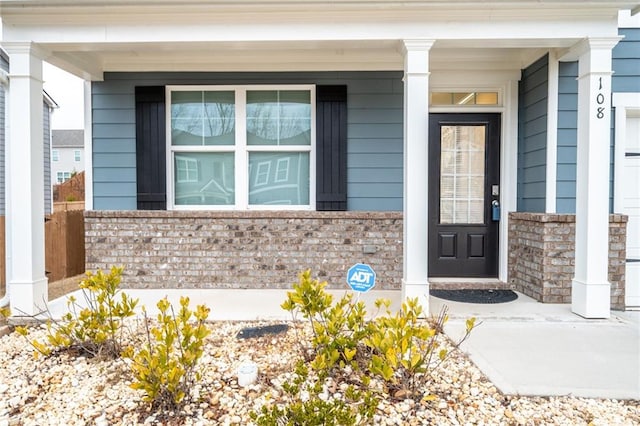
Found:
[347,263,376,293]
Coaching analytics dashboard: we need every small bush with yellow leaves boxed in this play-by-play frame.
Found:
[15,266,138,358]
[122,296,210,412]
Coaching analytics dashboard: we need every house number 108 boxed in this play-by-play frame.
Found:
[596,77,605,119]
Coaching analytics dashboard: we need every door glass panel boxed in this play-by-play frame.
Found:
[440,125,485,224]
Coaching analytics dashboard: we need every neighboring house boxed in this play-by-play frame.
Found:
[0,1,638,318]
[51,129,84,184]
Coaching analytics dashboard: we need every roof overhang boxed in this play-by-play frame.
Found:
[1,0,636,80]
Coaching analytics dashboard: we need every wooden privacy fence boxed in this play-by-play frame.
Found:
[0,210,85,295]
[45,210,85,282]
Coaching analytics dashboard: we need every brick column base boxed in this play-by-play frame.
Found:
[508,212,627,310]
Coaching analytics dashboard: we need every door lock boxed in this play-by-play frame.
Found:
[491,200,500,221]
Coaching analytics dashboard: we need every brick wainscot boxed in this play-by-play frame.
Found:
[86,211,627,309]
[508,212,627,310]
[85,211,403,290]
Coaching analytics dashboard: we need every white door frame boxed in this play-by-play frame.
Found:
[613,92,640,309]
[429,69,520,283]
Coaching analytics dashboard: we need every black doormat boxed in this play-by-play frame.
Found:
[430,289,518,304]
[236,323,290,339]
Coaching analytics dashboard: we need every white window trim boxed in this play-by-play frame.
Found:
[52,149,59,162]
[74,150,81,162]
[166,84,316,210]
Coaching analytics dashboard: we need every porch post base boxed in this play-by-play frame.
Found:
[571,279,611,319]
[9,278,48,317]
[402,279,430,315]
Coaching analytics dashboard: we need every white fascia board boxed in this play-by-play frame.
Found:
[1,1,637,19]
[3,18,620,45]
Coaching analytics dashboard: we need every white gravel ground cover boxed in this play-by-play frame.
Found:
[0,320,638,426]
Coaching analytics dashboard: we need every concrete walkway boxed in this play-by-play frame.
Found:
[431,292,640,400]
[39,288,639,400]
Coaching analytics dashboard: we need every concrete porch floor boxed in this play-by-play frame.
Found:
[38,288,639,400]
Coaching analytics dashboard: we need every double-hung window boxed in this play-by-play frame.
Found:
[167,85,315,210]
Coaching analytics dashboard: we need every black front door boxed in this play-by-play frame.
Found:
[428,113,501,277]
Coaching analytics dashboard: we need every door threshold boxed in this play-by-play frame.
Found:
[428,278,509,290]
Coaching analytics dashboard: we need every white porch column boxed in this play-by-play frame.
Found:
[4,43,48,316]
[401,40,434,310]
[570,38,620,319]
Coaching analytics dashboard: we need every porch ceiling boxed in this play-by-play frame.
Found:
[1,0,633,80]
[36,41,553,79]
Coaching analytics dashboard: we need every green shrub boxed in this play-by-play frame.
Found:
[282,270,373,375]
[122,296,210,412]
[16,266,138,358]
[250,360,378,426]
[365,299,475,398]
[281,269,476,401]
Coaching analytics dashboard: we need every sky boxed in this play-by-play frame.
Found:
[43,63,85,130]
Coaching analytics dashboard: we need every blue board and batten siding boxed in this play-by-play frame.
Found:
[92,71,404,211]
[555,28,640,214]
[517,54,548,213]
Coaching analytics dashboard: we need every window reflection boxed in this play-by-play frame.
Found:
[171,91,235,146]
[247,91,311,146]
[174,152,235,205]
[248,152,310,205]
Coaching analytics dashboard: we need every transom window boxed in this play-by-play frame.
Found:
[167,85,315,210]
[431,92,499,106]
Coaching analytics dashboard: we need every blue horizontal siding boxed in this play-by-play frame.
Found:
[555,61,579,214]
[517,53,549,213]
[0,55,6,215]
[613,29,640,93]
[43,103,52,214]
[555,28,639,214]
[92,71,404,211]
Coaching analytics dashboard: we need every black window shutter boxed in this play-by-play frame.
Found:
[316,85,347,211]
[135,86,166,210]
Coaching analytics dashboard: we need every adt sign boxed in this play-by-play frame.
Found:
[347,263,376,293]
